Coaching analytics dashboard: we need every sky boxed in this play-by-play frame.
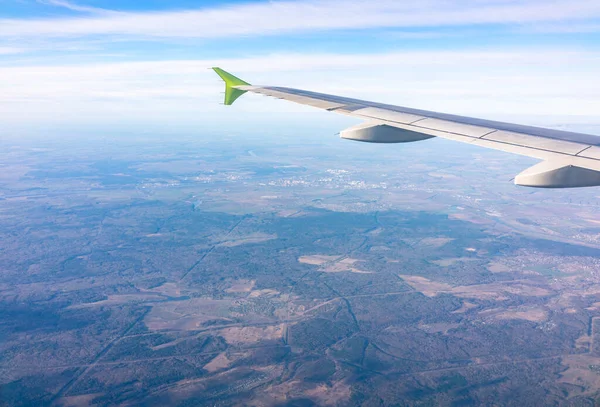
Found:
[1,0,599,136]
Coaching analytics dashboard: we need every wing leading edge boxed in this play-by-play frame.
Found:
[212,67,600,188]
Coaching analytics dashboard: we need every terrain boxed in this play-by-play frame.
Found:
[1,129,600,406]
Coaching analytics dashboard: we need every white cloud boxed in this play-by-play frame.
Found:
[37,0,118,15]
[0,49,598,130]
[521,22,600,33]
[0,47,26,55]
[0,0,599,39]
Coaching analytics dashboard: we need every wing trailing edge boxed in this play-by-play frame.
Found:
[213,68,600,188]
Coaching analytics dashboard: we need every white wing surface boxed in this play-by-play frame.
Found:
[213,67,600,188]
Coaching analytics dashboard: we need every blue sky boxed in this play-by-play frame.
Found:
[0,0,599,134]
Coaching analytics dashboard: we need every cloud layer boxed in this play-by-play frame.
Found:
[1,49,598,131]
[1,1,598,134]
[1,0,600,39]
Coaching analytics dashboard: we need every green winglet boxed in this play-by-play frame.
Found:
[212,67,251,105]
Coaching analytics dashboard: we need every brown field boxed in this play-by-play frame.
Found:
[559,355,600,396]
[219,324,284,345]
[204,352,249,373]
[226,279,256,293]
[69,293,167,308]
[298,255,341,265]
[218,233,277,247]
[144,298,235,331]
[480,307,548,323]
[299,255,371,273]
[399,275,550,301]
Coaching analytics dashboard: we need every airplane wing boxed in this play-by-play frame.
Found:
[212,67,600,188]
